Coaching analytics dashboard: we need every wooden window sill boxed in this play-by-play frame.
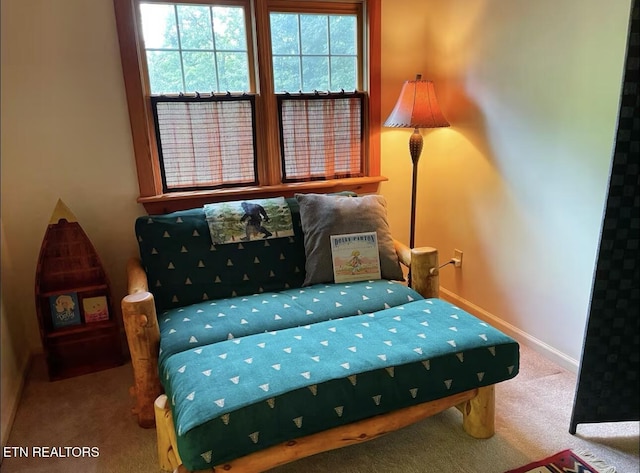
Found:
[138,176,388,214]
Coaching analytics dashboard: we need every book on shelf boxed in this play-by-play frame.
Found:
[330,231,381,283]
[82,295,110,323]
[49,292,82,329]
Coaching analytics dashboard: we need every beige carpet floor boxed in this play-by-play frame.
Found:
[1,343,638,473]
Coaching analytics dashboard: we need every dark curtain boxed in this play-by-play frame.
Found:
[570,0,639,434]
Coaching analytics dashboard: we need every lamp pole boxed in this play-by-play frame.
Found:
[408,127,424,250]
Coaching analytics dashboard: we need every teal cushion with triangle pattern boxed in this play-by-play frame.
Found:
[136,198,310,311]
[161,298,519,470]
[157,279,422,367]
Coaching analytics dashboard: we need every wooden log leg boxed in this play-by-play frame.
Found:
[409,247,439,299]
[155,395,176,472]
[122,291,162,428]
[459,385,495,439]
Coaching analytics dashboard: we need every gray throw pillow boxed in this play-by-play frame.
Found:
[296,193,404,285]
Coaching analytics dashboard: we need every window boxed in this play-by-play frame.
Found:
[113,0,382,213]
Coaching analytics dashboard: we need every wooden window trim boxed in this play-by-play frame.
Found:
[113,0,382,214]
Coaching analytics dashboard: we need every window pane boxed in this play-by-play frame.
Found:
[273,56,301,92]
[329,16,356,55]
[177,5,213,50]
[140,4,179,49]
[270,11,357,92]
[147,51,183,94]
[331,56,357,91]
[270,13,299,55]
[141,2,250,94]
[300,15,328,55]
[217,52,250,92]
[183,52,217,92]
[302,57,329,91]
[212,7,247,51]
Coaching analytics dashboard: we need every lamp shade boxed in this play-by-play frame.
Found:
[384,75,450,129]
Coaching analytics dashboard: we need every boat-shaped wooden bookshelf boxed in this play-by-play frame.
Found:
[35,199,123,380]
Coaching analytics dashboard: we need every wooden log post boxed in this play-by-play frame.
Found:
[126,256,151,295]
[409,246,439,299]
[393,240,439,299]
[155,395,182,472]
[457,385,495,439]
[122,290,162,428]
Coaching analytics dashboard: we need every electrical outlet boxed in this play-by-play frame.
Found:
[452,249,463,268]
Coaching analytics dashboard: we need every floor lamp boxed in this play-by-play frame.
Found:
[384,74,450,249]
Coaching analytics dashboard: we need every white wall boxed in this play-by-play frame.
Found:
[380,0,632,369]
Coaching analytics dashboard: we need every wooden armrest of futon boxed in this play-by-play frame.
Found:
[121,257,162,428]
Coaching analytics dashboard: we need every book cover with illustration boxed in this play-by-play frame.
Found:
[82,295,110,323]
[203,197,294,245]
[49,292,81,329]
[330,232,381,283]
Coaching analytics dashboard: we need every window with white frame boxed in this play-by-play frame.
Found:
[113,0,380,210]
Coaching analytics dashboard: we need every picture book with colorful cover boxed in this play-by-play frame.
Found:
[330,231,381,283]
[49,292,81,329]
[82,295,110,323]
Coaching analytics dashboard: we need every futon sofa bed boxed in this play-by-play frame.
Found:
[122,192,520,473]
